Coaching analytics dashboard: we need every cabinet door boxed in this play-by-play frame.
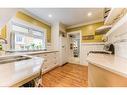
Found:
[42,53,58,71]
[31,52,59,73]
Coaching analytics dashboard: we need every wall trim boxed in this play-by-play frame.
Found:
[81,42,105,45]
[67,19,104,29]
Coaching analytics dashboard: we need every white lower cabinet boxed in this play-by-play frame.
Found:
[31,51,59,74]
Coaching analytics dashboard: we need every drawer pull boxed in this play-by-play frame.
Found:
[44,60,47,62]
[44,54,47,56]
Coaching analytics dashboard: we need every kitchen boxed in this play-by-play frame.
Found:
[0,8,127,87]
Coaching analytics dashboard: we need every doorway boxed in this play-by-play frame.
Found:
[67,31,81,64]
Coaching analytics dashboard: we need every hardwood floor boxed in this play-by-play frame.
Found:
[42,63,88,87]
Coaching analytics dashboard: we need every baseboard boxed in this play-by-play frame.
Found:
[60,62,68,66]
[68,62,88,66]
[42,64,59,75]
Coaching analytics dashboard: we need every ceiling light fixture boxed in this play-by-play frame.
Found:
[88,12,92,17]
[48,14,52,18]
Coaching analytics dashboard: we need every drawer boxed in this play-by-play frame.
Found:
[42,63,47,70]
[44,59,57,67]
[47,52,57,56]
[30,52,58,64]
[31,54,42,57]
[44,59,57,65]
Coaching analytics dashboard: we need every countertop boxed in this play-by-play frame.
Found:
[0,55,44,87]
[87,53,127,78]
[0,50,58,86]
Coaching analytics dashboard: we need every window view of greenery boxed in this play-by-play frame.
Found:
[12,24,46,51]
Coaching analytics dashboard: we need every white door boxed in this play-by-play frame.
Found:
[60,35,68,65]
[67,31,81,64]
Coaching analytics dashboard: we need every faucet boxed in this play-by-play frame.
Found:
[0,37,7,44]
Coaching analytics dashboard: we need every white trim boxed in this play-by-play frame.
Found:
[67,30,82,64]
[19,9,51,26]
[11,17,47,33]
[67,19,104,29]
[81,42,105,45]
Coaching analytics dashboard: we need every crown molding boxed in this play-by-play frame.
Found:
[19,9,51,26]
[67,19,104,29]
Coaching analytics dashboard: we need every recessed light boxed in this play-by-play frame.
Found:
[48,14,52,18]
[88,12,92,17]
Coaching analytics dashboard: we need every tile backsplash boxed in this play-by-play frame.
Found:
[115,42,127,59]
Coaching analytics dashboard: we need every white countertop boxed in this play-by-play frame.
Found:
[0,50,57,86]
[0,50,58,86]
[87,53,127,78]
[0,55,44,87]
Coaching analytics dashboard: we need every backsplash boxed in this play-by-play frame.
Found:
[106,11,127,59]
[107,23,127,59]
[108,36,127,59]
[114,42,127,59]
[108,35,127,59]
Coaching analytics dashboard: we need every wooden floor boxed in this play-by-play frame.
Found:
[42,63,88,87]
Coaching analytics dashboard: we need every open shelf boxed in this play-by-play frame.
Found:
[106,12,127,37]
[104,8,124,25]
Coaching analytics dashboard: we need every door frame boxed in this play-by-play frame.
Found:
[67,30,82,64]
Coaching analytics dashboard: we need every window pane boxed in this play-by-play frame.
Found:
[15,34,25,44]
[12,25,29,33]
[14,34,45,51]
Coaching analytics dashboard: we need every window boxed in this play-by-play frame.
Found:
[11,23,46,51]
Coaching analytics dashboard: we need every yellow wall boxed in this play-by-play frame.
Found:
[67,22,104,43]
[0,26,6,39]
[16,11,51,42]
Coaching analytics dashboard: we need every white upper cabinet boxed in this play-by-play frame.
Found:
[105,8,127,40]
[104,8,125,25]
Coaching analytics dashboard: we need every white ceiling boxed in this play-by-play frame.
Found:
[25,8,104,27]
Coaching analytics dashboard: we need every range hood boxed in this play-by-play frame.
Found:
[95,25,112,35]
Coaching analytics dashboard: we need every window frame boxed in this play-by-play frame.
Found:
[10,20,47,51]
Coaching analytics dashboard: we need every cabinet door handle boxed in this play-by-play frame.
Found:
[44,54,47,56]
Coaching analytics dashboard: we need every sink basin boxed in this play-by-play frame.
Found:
[0,56,31,64]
